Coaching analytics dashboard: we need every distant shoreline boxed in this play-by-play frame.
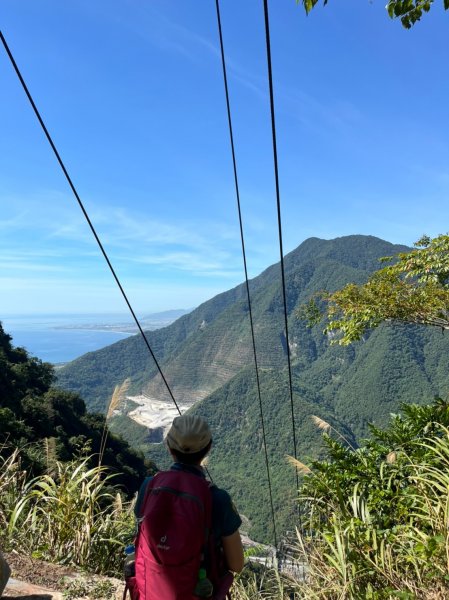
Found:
[2,309,191,365]
[53,325,137,334]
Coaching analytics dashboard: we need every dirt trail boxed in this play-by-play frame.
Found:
[2,577,62,599]
[2,554,123,600]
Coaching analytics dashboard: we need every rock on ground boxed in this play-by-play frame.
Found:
[2,554,124,600]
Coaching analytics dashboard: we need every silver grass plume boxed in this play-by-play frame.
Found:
[44,437,57,475]
[386,451,397,464]
[311,415,331,432]
[99,378,131,466]
[311,414,356,450]
[107,378,131,420]
[285,455,311,474]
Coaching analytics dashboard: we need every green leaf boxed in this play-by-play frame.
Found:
[394,1,404,16]
[387,1,396,17]
[303,0,314,14]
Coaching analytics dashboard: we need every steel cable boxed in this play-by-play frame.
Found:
[261,1,300,498]
[0,30,182,417]
[215,0,279,549]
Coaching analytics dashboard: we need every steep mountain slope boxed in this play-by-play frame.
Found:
[58,235,409,413]
[149,321,449,542]
[150,364,346,542]
[0,324,152,492]
[56,235,449,542]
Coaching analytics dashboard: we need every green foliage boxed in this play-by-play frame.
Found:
[296,0,448,28]
[385,0,445,29]
[297,398,449,597]
[0,450,134,576]
[58,235,449,542]
[108,411,152,451]
[302,235,449,345]
[232,565,298,599]
[58,236,404,414]
[0,322,152,494]
[63,578,117,600]
[149,365,353,543]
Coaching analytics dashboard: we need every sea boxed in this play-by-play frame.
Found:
[2,313,134,364]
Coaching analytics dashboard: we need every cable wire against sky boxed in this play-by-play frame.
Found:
[215,0,279,549]
[261,1,300,495]
[0,29,182,417]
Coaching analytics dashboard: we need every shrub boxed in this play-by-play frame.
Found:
[1,450,134,576]
[295,398,449,598]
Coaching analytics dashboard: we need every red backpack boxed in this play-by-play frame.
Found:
[124,470,233,600]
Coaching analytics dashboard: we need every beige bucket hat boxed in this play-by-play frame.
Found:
[166,415,212,454]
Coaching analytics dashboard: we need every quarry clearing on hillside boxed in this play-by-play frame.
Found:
[123,395,192,431]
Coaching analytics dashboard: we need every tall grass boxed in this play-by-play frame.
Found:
[1,449,134,576]
[233,566,299,599]
[0,449,28,539]
[99,378,131,466]
[295,423,449,599]
[6,407,449,598]
[0,448,298,596]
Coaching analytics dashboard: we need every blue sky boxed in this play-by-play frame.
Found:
[1,0,448,315]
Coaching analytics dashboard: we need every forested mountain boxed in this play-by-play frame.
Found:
[58,235,411,413]
[57,235,449,541]
[0,324,152,493]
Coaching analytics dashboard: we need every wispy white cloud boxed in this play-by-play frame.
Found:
[96,208,207,247]
[158,15,221,61]
[0,260,65,272]
[274,82,363,136]
[110,4,219,63]
[0,212,31,230]
[118,4,271,105]
[0,273,232,315]
[132,250,243,277]
[2,191,89,238]
[47,223,93,244]
[143,11,364,137]
[1,192,246,282]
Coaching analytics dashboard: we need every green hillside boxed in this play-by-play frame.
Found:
[57,235,410,412]
[150,321,449,542]
[56,235,449,541]
[150,364,347,542]
[0,324,152,494]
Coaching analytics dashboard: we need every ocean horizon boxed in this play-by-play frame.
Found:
[1,313,134,364]
[1,310,189,364]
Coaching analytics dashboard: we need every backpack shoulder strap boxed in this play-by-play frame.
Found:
[136,471,166,519]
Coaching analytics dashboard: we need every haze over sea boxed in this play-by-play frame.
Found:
[2,310,190,364]
[2,313,134,364]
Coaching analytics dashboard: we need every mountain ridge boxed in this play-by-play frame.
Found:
[56,234,449,541]
[57,235,409,414]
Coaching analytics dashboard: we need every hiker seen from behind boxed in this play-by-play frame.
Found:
[124,415,244,600]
